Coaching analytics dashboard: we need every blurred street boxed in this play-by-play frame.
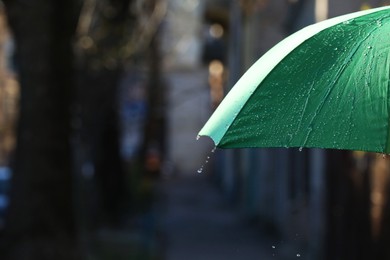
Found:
[159,176,287,260]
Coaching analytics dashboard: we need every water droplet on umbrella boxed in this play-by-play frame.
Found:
[367,46,372,49]
[196,135,200,140]
[197,166,204,174]
[343,19,353,24]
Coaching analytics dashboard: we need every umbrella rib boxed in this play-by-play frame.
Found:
[385,55,390,153]
[303,28,378,147]
[291,73,318,146]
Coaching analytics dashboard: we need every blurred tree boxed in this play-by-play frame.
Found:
[75,0,132,229]
[74,0,166,225]
[0,1,82,259]
[0,0,166,259]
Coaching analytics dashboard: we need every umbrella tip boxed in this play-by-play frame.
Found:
[196,134,219,148]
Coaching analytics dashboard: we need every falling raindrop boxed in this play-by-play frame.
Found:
[196,135,200,140]
[299,147,303,152]
[297,253,301,257]
[197,147,217,174]
[272,246,276,249]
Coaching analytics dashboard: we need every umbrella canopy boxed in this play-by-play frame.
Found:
[199,6,390,153]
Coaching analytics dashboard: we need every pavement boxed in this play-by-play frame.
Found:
[158,175,280,260]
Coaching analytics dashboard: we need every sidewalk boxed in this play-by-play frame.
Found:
[158,175,278,260]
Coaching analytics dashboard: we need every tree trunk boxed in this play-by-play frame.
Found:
[0,1,81,259]
[76,67,126,227]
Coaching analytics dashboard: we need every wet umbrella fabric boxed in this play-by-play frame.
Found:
[199,6,390,153]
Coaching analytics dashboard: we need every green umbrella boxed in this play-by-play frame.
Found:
[198,6,390,153]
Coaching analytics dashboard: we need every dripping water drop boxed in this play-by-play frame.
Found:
[196,135,200,140]
[197,147,217,174]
